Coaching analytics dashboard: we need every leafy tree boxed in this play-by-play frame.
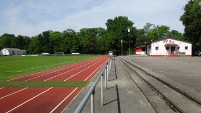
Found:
[0,34,31,53]
[78,28,99,54]
[23,36,31,51]
[105,16,137,55]
[136,23,184,47]
[28,31,52,54]
[96,27,107,54]
[180,0,201,55]
[28,36,40,54]
[16,35,31,50]
[40,31,52,53]
[169,30,184,39]
[147,25,170,40]
[50,31,63,52]
[135,29,147,47]
[0,33,15,49]
[63,29,78,53]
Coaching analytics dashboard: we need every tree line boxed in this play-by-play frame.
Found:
[0,0,201,55]
[0,16,184,55]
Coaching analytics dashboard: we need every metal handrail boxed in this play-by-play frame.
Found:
[74,58,112,113]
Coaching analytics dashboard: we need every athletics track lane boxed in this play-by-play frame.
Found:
[0,87,82,113]
[0,56,108,113]
[7,58,95,81]
[8,57,106,82]
[50,57,107,81]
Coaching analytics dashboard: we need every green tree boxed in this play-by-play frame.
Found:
[28,31,52,54]
[96,27,107,54]
[105,16,137,55]
[0,33,16,49]
[135,29,147,47]
[147,25,170,40]
[16,35,31,50]
[50,31,63,52]
[136,23,184,47]
[169,30,184,39]
[78,28,99,54]
[63,29,78,53]
[40,31,52,53]
[180,0,201,55]
[28,36,40,54]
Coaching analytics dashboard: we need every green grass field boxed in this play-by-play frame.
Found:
[0,55,101,87]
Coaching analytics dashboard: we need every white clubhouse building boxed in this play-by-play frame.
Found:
[135,38,192,57]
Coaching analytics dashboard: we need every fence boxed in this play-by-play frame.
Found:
[74,57,112,113]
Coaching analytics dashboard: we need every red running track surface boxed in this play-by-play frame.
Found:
[0,87,82,113]
[8,56,108,82]
[0,56,109,113]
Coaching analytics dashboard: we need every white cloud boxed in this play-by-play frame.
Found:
[0,0,189,37]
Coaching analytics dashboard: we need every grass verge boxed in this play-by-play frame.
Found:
[0,81,89,87]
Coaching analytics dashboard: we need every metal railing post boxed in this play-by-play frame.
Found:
[104,68,107,89]
[110,59,112,71]
[110,59,112,69]
[101,73,104,106]
[107,63,109,81]
[91,90,95,113]
[108,60,110,71]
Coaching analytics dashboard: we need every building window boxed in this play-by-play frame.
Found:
[155,47,159,50]
[185,46,188,50]
[166,46,169,50]
[177,46,180,50]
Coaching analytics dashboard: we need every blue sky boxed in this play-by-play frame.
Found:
[0,0,189,37]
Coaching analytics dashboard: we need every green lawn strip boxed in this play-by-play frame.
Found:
[0,55,101,81]
[0,81,89,87]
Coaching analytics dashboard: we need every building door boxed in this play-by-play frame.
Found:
[171,47,175,54]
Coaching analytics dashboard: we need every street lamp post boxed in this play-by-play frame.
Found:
[128,27,131,61]
[121,40,123,56]
[199,0,201,6]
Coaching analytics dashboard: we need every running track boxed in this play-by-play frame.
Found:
[0,56,108,113]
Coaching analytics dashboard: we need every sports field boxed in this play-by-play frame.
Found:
[0,55,100,87]
[0,55,100,80]
[0,55,109,113]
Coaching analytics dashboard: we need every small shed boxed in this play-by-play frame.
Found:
[135,38,192,57]
[1,48,27,56]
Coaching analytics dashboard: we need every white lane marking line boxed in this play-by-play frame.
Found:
[50,87,78,113]
[84,58,108,81]
[64,58,107,81]
[7,66,71,81]
[0,88,28,100]
[25,62,88,81]
[63,61,101,81]
[44,60,98,81]
[6,87,53,113]
[26,59,98,81]
[84,60,107,81]
[0,87,5,90]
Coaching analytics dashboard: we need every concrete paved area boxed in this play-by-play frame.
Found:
[128,56,201,92]
[63,57,156,113]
